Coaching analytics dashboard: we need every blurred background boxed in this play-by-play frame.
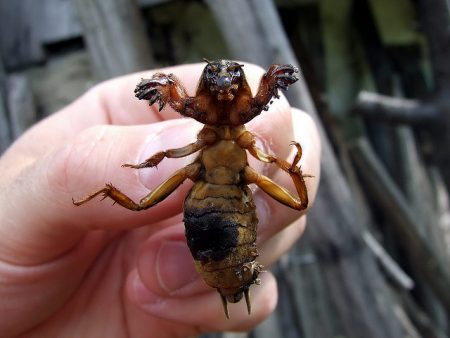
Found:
[1,0,449,337]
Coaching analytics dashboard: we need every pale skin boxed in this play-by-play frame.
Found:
[0,63,320,338]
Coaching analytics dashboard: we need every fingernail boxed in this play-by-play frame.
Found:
[156,240,199,293]
[133,272,163,304]
[138,120,199,188]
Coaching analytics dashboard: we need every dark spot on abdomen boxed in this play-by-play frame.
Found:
[184,211,238,262]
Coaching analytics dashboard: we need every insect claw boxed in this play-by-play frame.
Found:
[220,293,229,319]
[149,95,158,105]
[244,288,251,315]
[158,101,165,112]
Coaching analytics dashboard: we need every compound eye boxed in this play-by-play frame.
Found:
[207,65,218,76]
[228,64,243,77]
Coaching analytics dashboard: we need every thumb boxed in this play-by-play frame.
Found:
[127,223,278,331]
[0,119,201,265]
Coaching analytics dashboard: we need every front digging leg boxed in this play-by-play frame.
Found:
[135,73,190,113]
[239,64,299,123]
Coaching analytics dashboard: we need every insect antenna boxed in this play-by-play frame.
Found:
[244,288,251,315]
[203,58,213,64]
[220,293,230,319]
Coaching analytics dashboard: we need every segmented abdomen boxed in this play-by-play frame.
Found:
[184,181,260,298]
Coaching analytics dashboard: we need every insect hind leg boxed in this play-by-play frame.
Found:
[73,162,201,211]
[72,183,142,210]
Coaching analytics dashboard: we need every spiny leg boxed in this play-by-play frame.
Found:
[73,162,201,211]
[121,141,203,169]
[122,127,216,169]
[238,130,304,171]
[238,132,309,209]
[239,64,299,123]
[243,165,308,211]
[72,183,141,210]
[135,73,206,122]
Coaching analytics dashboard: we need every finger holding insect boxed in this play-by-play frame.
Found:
[129,218,305,331]
[248,108,320,242]
[127,225,279,331]
[134,73,179,112]
[0,119,203,265]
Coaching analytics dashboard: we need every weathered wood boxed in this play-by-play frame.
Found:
[205,1,405,337]
[75,0,155,80]
[395,127,449,329]
[285,234,342,337]
[350,137,450,313]
[0,61,11,154]
[428,168,450,262]
[6,74,36,140]
[401,292,448,338]
[416,0,450,92]
[26,51,93,117]
[355,91,439,125]
[319,0,359,117]
[396,127,449,262]
[415,0,450,198]
[362,231,414,290]
[0,0,82,70]
[272,263,302,338]
[0,0,168,71]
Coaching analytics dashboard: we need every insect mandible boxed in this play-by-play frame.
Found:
[73,59,309,318]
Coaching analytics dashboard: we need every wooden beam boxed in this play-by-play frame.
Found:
[75,0,155,80]
[354,91,439,124]
[0,61,11,154]
[6,74,36,140]
[350,137,450,313]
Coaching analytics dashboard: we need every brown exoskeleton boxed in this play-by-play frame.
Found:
[73,59,308,318]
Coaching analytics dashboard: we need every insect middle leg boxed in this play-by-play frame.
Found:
[73,162,201,211]
[243,165,308,211]
[122,127,216,169]
[239,132,308,210]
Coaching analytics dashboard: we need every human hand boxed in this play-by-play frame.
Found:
[0,63,320,338]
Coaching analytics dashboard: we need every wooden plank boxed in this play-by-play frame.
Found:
[286,237,341,338]
[319,0,359,116]
[0,61,11,154]
[0,0,83,69]
[0,0,164,70]
[75,0,155,80]
[350,137,450,314]
[362,231,414,290]
[368,0,422,46]
[26,51,93,117]
[6,73,36,140]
